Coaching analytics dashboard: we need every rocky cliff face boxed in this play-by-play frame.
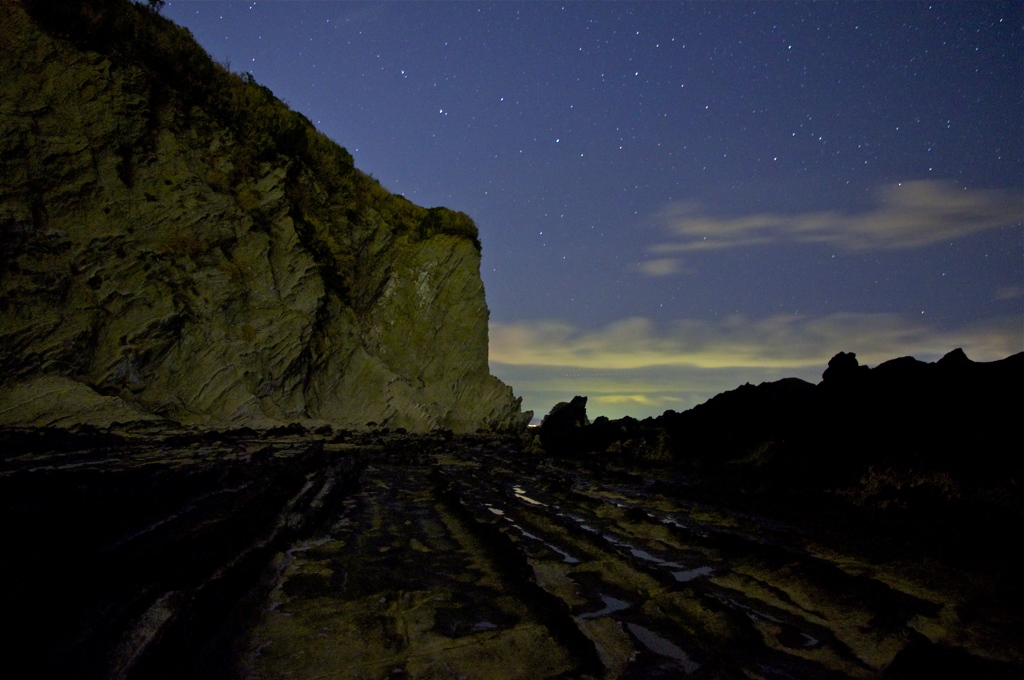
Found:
[0,0,529,431]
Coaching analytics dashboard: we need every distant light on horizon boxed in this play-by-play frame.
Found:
[490,313,1022,419]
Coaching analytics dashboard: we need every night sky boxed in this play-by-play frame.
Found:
[162,1,1023,420]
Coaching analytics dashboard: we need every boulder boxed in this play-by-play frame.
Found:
[539,396,590,455]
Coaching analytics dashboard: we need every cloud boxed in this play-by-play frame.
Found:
[490,314,1022,419]
[638,258,684,276]
[491,313,1022,370]
[642,181,1021,272]
[996,285,1023,301]
[593,394,667,406]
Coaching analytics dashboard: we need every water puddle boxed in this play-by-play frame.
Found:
[630,547,683,568]
[757,663,804,680]
[661,516,710,538]
[578,594,632,620]
[722,597,784,624]
[564,515,599,533]
[672,566,713,582]
[626,623,700,673]
[290,536,336,552]
[602,532,683,569]
[512,485,547,507]
[508,520,579,564]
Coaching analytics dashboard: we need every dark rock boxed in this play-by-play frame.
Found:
[821,350,870,385]
[539,396,590,456]
[533,349,1024,543]
[1,427,1021,678]
[0,430,365,680]
[0,427,128,459]
[937,347,972,367]
[264,423,308,437]
[883,632,1022,680]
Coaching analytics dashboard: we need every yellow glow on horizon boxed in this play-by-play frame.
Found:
[490,313,1020,371]
[489,312,1022,420]
[593,394,667,406]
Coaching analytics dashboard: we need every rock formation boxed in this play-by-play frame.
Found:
[4,427,1021,679]
[538,395,590,455]
[536,348,1023,510]
[0,0,529,431]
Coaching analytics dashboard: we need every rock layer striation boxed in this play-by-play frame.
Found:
[0,0,529,431]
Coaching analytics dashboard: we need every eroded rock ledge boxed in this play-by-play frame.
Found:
[0,0,529,432]
[2,426,1020,680]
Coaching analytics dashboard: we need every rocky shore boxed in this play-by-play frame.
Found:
[3,422,1020,680]
[1,4,1020,677]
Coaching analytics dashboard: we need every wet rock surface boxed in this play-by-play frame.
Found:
[2,428,1020,680]
[0,426,363,680]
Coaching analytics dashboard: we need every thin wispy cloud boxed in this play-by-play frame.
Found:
[490,313,1022,419]
[643,181,1021,274]
[490,313,1021,371]
[637,258,686,277]
[996,285,1023,301]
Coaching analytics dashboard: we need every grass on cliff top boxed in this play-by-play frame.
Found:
[18,0,481,253]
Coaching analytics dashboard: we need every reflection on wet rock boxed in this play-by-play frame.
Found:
[1,427,1021,679]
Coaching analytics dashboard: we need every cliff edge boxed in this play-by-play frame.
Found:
[0,0,530,431]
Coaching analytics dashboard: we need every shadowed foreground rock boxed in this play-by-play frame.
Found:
[2,425,1021,680]
[0,426,365,680]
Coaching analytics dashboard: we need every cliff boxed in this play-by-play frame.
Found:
[0,0,530,431]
